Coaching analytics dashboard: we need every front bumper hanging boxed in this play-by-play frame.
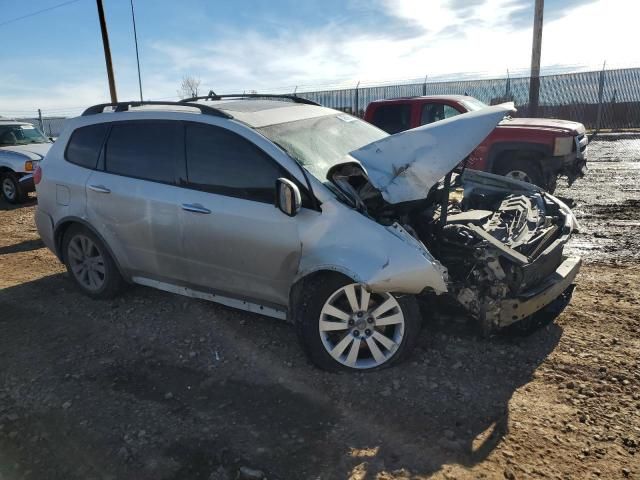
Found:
[498,255,582,327]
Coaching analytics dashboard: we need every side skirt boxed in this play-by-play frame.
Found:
[131,276,288,320]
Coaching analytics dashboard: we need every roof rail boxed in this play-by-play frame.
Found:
[81,100,233,118]
[180,90,321,106]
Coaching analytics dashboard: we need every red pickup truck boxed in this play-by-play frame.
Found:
[364,95,588,192]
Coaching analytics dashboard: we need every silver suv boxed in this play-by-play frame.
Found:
[35,95,581,371]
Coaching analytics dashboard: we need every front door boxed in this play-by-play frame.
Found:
[178,122,302,306]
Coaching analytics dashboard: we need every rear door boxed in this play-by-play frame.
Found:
[85,120,188,282]
[177,122,302,306]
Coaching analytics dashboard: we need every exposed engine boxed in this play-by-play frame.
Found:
[328,163,571,331]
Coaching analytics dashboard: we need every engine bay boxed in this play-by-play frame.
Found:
[328,163,571,331]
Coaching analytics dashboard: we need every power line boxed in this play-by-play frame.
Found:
[0,0,84,28]
[130,0,144,101]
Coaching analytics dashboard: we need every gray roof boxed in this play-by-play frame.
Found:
[190,99,338,128]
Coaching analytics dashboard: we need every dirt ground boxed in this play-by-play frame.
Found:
[1,136,639,479]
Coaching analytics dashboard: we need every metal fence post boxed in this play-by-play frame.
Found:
[38,109,44,133]
[422,75,428,96]
[595,62,606,134]
[354,80,360,117]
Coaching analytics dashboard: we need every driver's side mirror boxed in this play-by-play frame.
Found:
[275,178,301,217]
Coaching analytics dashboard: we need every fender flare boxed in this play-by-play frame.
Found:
[53,216,128,278]
[486,141,552,172]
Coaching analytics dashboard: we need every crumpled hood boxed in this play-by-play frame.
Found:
[347,103,516,204]
[0,143,51,160]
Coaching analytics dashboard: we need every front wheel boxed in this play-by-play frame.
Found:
[294,273,421,372]
[1,172,26,204]
[495,156,555,192]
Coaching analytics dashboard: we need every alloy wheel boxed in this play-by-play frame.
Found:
[318,283,405,369]
[67,234,106,291]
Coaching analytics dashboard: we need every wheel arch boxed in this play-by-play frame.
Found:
[487,142,551,172]
[53,216,127,279]
[288,268,359,322]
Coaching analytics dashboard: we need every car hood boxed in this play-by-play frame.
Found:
[499,117,585,135]
[346,103,515,204]
[0,143,52,160]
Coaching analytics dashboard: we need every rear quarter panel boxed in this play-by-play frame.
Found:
[35,122,93,254]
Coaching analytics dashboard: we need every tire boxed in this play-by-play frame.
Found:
[62,224,123,299]
[494,155,550,191]
[1,172,26,204]
[293,272,421,372]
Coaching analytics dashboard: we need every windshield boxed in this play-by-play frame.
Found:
[0,124,49,146]
[459,97,489,112]
[258,113,388,181]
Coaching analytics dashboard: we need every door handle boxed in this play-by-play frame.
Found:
[181,203,211,214]
[88,184,111,194]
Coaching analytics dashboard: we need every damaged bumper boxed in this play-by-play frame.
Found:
[562,134,589,185]
[498,255,581,327]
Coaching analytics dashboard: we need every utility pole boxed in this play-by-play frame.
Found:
[130,0,143,101]
[96,0,117,103]
[528,0,544,117]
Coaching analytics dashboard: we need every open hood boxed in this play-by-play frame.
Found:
[347,103,515,204]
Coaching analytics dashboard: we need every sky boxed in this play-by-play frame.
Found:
[0,0,638,117]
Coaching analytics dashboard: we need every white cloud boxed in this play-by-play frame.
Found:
[148,0,639,95]
[1,0,637,115]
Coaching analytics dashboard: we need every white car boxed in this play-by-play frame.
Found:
[0,120,52,203]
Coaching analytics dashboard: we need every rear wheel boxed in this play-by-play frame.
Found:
[62,225,123,299]
[1,172,26,204]
[294,273,421,372]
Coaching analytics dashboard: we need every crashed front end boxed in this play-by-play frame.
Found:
[331,103,581,331]
[416,170,581,331]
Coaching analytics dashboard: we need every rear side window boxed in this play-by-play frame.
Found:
[185,123,284,203]
[104,121,181,184]
[371,104,411,134]
[65,124,108,169]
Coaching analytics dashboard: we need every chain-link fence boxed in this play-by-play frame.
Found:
[298,67,640,131]
[13,116,67,138]
[7,67,640,137]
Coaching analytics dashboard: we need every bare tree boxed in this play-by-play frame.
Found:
[177,75,201,99]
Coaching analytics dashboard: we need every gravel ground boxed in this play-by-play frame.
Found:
[558,132,640,264]
[0,136,639,480]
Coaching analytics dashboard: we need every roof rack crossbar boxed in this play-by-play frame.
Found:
[81,101,233,118]
[179,91,321,106]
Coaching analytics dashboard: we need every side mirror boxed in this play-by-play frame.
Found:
[275,178,301,217]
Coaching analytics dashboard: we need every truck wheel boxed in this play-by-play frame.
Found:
[293,272,421,372]
[495,156,548,191]
[1,172,26,204]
